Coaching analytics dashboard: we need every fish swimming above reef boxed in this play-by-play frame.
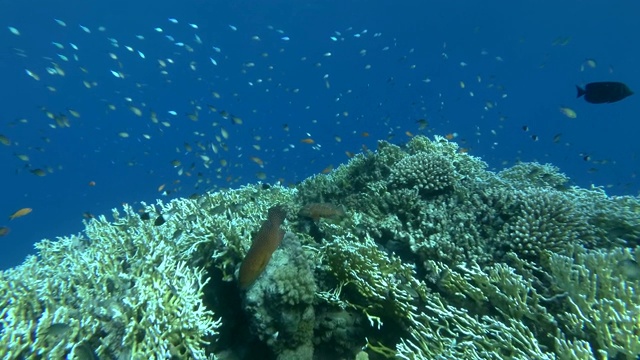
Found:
[9,207,32,220]
[576,81,633,104]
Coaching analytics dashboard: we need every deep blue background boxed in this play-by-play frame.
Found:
[1,0,639,269]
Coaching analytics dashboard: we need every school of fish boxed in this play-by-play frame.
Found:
[1,16,635,238]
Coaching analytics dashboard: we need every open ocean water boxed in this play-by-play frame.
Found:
[0,0,638,269]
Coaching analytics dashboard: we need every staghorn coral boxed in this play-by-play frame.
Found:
[0,204,222,360]
[0,183,297,359]
[318,231,429,357]
[544,245,640,359]
[392,258,559,359]
[397,303,555,360]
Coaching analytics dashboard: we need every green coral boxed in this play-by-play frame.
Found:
[320,232,427,327]
[298,135,640,359]
[0,183,297,359]
[496,188,595,259]
[389,152,456,195]
[393,259,559,359]
[0,204,222,359]
[498,162,570,190]
[2,135,640,360]
[545,245,640,358]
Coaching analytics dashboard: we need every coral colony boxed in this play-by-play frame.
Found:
[1,135,639,359]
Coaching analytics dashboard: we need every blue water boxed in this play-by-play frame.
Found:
[1,0,638,270]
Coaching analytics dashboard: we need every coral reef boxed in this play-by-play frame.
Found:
[0,204,222,359]
[243,232,317,360]
[1,135,639,359]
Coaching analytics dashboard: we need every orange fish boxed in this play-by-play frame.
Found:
[300,138,315,144]
[250,156,264,166]
[9,208,32,220]
[299,203,345,221]
[238,206,286,288]
[321,165,334,174]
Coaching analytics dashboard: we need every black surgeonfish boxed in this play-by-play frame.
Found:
[576,81,633,104]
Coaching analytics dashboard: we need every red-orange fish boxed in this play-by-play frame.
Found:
[238,206,286,288]
[9,208,32,220]
[299,203,345,221]
[321,165,334,174]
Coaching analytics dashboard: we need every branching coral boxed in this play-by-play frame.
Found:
[544,245,640,358]
[0,203,222,359]
[497,188,593,259]
[2,135,639,360]
[389,152,456,196]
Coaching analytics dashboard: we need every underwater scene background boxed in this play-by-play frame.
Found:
[0,1,639,359]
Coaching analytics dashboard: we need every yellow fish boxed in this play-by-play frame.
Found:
[559,107,577,119]
[0,134,10,146]
[9,207,32,220]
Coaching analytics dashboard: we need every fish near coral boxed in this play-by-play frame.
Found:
[299,202,346,221]
[238,205,286,288]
